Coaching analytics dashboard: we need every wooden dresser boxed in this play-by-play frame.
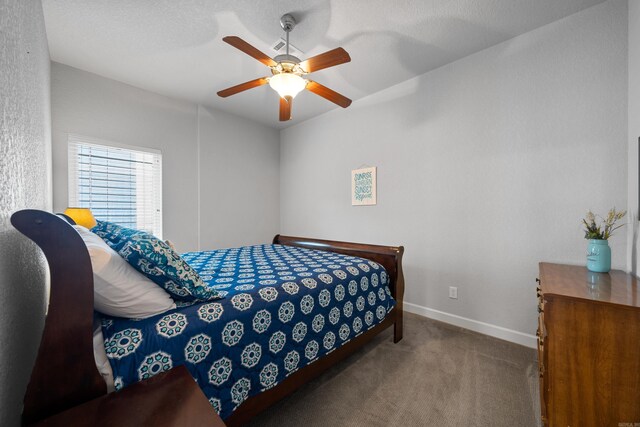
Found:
[537,263,640,427]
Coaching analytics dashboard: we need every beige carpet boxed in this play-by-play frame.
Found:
[247,313,539,427]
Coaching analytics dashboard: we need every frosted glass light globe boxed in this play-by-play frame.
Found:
[269,73,306,99]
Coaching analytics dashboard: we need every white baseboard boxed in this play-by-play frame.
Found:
[404,302,537,349]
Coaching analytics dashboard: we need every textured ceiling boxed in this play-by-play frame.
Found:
[42,0,606,129]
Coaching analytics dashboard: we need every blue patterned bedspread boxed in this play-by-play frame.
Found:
[101,244,396,419]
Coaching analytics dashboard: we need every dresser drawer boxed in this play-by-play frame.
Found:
[539,375,548,427]
[535,277,546,370]
[536,278,543,314]
[535,278,547,424]
[537,312,545,342]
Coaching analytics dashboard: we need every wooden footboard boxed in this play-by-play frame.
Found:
[273,235,404,343]
[11,210,404,426]
[224,235,405,426]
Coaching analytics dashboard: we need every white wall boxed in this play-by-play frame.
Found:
[280,0,628,344]
[628,0,640,274]
[198,106,280,249]
[52,63,200,250]
[51,63,280,252]
[0,0,52,425]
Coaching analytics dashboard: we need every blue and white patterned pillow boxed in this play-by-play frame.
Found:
[91,221,144,249]
[117,233,220,302]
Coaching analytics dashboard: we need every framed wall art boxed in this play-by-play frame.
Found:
[351,166,377,206]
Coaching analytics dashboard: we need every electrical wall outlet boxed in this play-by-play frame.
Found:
[449,286,458,299]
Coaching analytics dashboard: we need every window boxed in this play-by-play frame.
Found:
[68,135,162,237]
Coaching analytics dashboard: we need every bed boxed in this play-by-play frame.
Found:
[12,209,404,426]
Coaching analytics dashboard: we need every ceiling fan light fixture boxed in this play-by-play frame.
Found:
[218,13,352,121]
[269,73,307,99]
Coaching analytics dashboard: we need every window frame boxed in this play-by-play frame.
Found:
[67,134,163,238]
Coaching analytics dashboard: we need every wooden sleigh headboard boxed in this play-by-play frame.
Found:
[11,209,106,425]
[12,210,405,425]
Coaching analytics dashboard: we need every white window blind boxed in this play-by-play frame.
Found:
[68,135,163,238]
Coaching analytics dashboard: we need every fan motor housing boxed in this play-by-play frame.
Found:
[271,57,304,76]
[274,54,301,65]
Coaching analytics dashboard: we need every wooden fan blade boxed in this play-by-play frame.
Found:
[217,77,269,98]
[299,47,350,73]
[223,36,277,67]
[306,81,352,108]
[279,96,292,121]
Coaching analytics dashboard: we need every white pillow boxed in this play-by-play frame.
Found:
[74,225,176,318]
[93,323,115,392]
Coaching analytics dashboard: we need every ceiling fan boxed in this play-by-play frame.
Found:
[217,14,352,121]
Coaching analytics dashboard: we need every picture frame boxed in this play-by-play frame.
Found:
[351,166,377,206]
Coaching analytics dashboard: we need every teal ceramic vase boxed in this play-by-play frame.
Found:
[586,239,611,273]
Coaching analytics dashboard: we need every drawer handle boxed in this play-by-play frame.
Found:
[538,306,544,313]
[536,278,540,283]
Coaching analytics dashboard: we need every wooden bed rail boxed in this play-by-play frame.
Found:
[11,210,106,425]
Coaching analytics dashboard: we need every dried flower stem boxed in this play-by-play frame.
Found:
[582,208,626,240]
